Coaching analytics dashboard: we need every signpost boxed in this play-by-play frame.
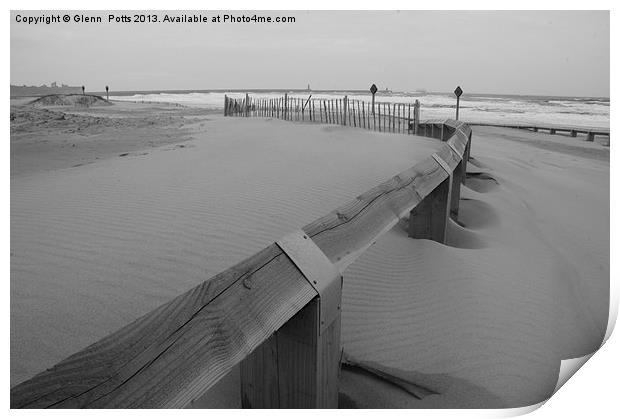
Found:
[454,86,463,120]
[370,83,378,115]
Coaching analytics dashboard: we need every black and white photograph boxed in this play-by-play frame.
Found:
[7,3,614,412]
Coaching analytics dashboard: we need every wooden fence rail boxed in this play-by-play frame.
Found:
[225,93,421,135]
[11,119,472,409]
[466,121,610,142]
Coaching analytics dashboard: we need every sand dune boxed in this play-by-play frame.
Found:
[10,101,212,177]
[29,94,112,108]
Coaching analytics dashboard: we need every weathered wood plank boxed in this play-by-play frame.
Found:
[239,332,279,407]
[303,155,449,271]
[276,300,340,408]
[450,160,463,220]
[241,298,341,408]
[409,176,450,242]
[11,244,317,408]
[434,143,461,172]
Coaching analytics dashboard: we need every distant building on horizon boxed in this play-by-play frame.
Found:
[10,82,82,97]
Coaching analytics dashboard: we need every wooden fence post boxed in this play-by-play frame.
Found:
[407,104,411,134]
[240,297,341,409]
[373,102,376,131]
[342,96,347,126]
[362,101,366,129]
[414,100,420,135]
[327,101,332,124]
[336,99,340,125]
[240,231,342,408]
[450,159,463,220]
[384,103,388,131]
[408,173,451,243]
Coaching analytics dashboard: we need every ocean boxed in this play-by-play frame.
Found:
[107,89,609,130]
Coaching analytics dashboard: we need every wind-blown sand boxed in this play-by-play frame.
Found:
[10,103,609,408]
[195,125,609,409]
[337,126,609,408]
[10,103,442,387]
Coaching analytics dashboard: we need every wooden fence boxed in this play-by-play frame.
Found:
[467,121,610,142]
[11,119,472,409]
[225,93,421,135]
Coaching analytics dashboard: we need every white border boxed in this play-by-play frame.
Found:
[4,2,616,418]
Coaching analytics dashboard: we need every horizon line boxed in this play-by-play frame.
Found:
[9,85,611,100]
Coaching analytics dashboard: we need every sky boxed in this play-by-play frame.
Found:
[10,10,610,97]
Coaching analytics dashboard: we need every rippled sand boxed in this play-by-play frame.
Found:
[10,108,441,386]
[11,104,609,408]
[338,126,609,408]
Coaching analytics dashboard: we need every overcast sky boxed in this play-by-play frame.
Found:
[10,10,610,97]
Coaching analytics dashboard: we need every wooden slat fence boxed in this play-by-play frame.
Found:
[225,93,421,135]
[11,119,472,409]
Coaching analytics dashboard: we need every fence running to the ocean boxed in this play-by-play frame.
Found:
[225,93,421,135]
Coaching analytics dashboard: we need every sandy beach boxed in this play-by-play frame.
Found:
[10,100,609,408]
[10,99,211,177]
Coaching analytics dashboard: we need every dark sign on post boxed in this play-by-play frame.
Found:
[370,84,378,115]
[454,86,463,120]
